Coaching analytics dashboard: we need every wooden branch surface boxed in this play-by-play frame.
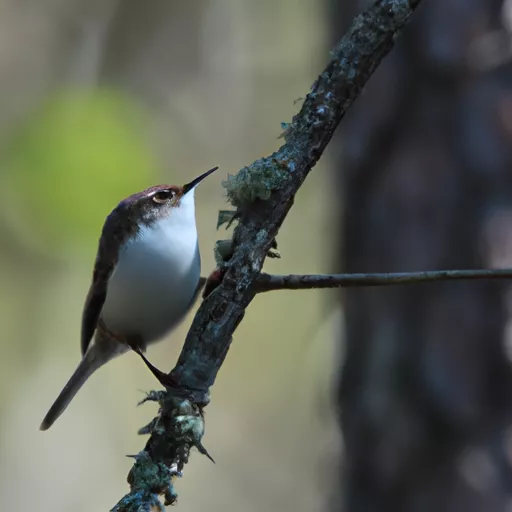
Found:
[254,269,512,292]
[173,0,423,399]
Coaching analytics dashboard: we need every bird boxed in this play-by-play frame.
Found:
[40,166,218,431]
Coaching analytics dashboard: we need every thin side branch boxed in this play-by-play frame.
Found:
[254,269,512,292]
[112,0,424,510]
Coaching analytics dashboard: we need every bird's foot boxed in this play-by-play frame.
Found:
[202,267,226,298]
[131,346,180,389]
[100,322,185,391]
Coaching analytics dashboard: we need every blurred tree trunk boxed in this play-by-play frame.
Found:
[330,0,512,511]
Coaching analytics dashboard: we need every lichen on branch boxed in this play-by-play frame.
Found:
[223,156,292,209]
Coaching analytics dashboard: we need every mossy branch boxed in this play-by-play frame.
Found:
[112,0,424,510]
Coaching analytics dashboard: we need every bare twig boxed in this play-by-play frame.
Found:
[112,1,424,510]
[253,269,512,292]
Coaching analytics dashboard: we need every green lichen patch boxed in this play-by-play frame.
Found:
[223,157,292,209]
[127,452,173,494]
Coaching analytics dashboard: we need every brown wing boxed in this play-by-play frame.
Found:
[80,267,111,355]
[80,205,133,355]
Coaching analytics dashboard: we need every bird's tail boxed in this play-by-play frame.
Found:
[39,345,109,431]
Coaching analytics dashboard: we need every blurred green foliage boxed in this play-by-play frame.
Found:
[4,88,157,251]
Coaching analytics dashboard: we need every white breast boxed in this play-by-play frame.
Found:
[100,192,201,344]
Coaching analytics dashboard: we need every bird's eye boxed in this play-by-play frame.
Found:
[152,190,174,204]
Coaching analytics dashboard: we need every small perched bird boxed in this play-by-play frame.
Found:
[40,166,218,431]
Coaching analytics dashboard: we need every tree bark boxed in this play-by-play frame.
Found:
[331,0,512,511]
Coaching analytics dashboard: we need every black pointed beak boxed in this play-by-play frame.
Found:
[182,166,219,195]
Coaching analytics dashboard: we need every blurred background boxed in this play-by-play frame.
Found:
[1,0,512,511]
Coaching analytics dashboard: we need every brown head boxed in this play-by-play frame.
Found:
[117,165,219,225]
[97,166,218,255]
